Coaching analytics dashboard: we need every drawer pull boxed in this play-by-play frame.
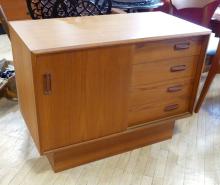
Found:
[164,104,179,112]
[43,73,52,95]
[167,85,183,92]
[174,42,190,50]
[170,65,186,72]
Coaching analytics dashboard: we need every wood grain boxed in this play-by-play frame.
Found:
[35,45,132,152]
[46,120,175,172]
[129,78,194,107]
[128,96,190,126]
[133,37,203,64]
[9,12,210,172]
[9,28,41,152]
[3,32,220,185]
[131,56,199,86]
[0,0,30,21]
[9,12,211,54]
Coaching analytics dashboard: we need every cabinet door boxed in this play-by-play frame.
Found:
[35,46,132,151]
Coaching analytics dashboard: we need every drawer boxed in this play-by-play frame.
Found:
[129,79,193,107]
[128,97,190,126]
[133,37,202,64]
[132,56,198,86]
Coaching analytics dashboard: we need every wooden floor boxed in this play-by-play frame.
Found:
[1,34,220,185]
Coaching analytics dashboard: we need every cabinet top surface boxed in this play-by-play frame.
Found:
[9,12,211,54]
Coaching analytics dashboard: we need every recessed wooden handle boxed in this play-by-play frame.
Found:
[167,85,183,93]
[43,73,52,95]
[174,42,190,50]
[170,65,186,72]
[164,104,179,112]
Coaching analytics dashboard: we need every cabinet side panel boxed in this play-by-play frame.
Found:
[10,28,40,152]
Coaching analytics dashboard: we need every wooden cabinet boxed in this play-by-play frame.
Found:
[9,12,210,172]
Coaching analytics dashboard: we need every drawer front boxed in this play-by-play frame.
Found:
[128,97,190,126]
[132,56,198,86]
[129,79,193,107]
[134,37,202,64]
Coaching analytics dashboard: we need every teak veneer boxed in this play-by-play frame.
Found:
[0,0,30,21]
[9,12,211,172]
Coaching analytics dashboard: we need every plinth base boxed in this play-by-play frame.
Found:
[46,120,175,172]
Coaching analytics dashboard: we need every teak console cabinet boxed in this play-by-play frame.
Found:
[9,12,211,172]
